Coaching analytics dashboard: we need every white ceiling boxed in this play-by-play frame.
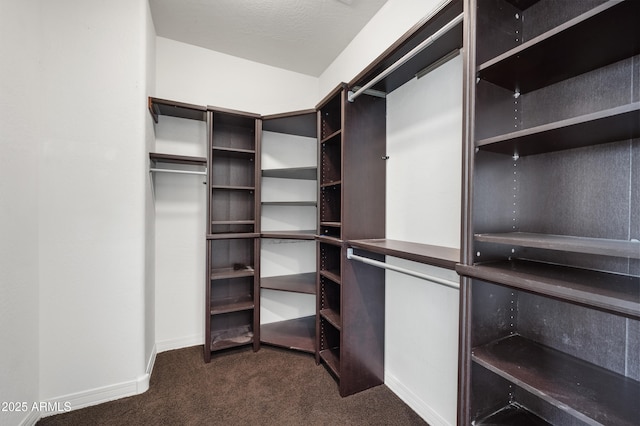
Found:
[149,0,389,77]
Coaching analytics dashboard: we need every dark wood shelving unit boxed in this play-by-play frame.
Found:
[457,260,640,320]
[475,232,640,259]
[476,102,640,156]
[259,110,318,355]
[205,106,261,362]
[459,0,640,423]
[473,334,640,426]
[477,1,640,94]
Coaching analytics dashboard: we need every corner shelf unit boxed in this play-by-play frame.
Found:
[259,110,318,354]
[459,0,640,424]
[205,106,261,362]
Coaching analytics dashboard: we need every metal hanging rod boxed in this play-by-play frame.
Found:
[348,11,463,103]
[346,248,460,290]
[149,168,207,176]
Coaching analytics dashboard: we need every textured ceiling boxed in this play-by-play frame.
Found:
[149,0,389,77]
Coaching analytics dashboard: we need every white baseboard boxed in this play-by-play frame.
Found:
[385,372,452,426]
[18,409,41,426]
[38,346,158,421]
[155,334,203,353]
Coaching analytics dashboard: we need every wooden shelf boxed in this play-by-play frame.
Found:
[476,103,640,156]
[457,260,640,320]
[262,167,317,180]
[319,348,340,378]
[212,146,255,157]
[472,334,640,426]
[475,403,550,426]
[207,233,260,240]
[320,129,341,144]
[475,232,640,259]
[262,109,317,138]
[149,152,207,166]
[317,234,343,245]
[478,1,640,94]
[319,308,341,331]
[261,201,316,207]
[210,266,255,281]
[211,220,255,226]
[348,239,460,270]
[210,295,254,315]
[503,0,540,10]
[210,326,254,351]
[211,185,255,191]
[260,316,315,353]
[320,181,341,189]
[260,273,316,294]
[148,97,206,122]
[319,269,341,285]
[260,230,316,240]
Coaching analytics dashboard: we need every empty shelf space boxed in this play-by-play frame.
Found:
[260,273,316,294]
[456,260,640,319]
[210,295,254,315]
[260,316,315,353]
[260,230,317,240]
[210,266,255,280]
[475,232,640,259]
[319,309,341,331]
[348,239,460,270]
[262,167,317,180]
[475,403,550,426]
[210,326,254,351]
[476,103,640,156]
[319,270,341,285]
[472,334,640,426]
[148,97,206,122]
[319,348,340,378]
[477,1,640,93]
[149,152,207,166]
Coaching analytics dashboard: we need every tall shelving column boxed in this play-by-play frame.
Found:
[260,110,318,354]
[205,106,262,362]
[458,0,640,424]
[316,84,387,397]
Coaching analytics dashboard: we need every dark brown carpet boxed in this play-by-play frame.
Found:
[38,345,427,425]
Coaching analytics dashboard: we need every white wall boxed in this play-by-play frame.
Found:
[153,117,207,351]
[38,0,151,411]
[318,0,444,95]
[0,1,41,425]
[156,37,319,115]
[144,0,158,381]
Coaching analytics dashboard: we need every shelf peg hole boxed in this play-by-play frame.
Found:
[382,155,389,160]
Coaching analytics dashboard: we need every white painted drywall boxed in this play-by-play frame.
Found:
[0,1,41,425]
[318,0,444,95]
[383,38,462,426]
[144,0,158,376]
[153,116,207,351]
[156,37,319,115]
[38,0,151,408]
